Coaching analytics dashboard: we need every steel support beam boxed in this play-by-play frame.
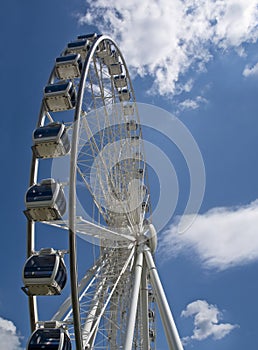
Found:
[144,248,184,350]
[124,250,143,350]
[141,259,150,350]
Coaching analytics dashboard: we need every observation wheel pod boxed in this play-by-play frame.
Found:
[96,40,111,58]
[119,88,131,102]
[103,50,119,65]
[126,120,138,131]
[114,75,127,88]
[24,179,66,221]
[27,327,71,350]
[44,81,76,112]
[77,33,98,41]
[149,329,156,342]
[123,104,134,115]
[65,39,91,60]
[108,62,123,75]
[32,122,70,159]
[133,151,144,161]
[55,54,82,80]
[148,309,155,322]
[22,249,67,296]
[142,201,150,212]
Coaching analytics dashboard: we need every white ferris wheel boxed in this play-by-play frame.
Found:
[22,33,184,350]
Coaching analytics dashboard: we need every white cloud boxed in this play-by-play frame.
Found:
[243,62,258,77]
[178,96,208,111]
[181,300,238,342]
[80,0,258,96]
[0,317,23,350]
[159,199,258,270]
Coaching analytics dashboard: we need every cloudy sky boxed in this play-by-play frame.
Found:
[1,0,258,349]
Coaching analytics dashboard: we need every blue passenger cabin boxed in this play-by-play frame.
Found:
[55,54,82,79]
[77,33,98,41]
[44,81,76,112]
[65,39,91,59]
[32,122,70,159]
[24,179,66,221]
[22,248,67,296]
[27,328,71,350]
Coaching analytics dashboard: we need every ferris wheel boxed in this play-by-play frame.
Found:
[22,33,184,350]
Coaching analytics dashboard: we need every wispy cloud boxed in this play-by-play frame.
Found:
[178,96,208,112]
[181,300,238,343]
[243,62,258,77]
[159,199,258,270]
[0,317,23,350]
[80,0,258,97]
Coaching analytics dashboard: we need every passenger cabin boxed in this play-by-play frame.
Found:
[65,39,91,60]
[133,151,143,160]
[104,50,119,66]
[148,289,155,302]
[108,63,122,76]
[77,33,98,41]
[55,54,82,79]
[32,122,70,159]
[114,75,127,88]
[123,104,134,115]
[24,179,66,221]
[44,81,76,112]
[142,201,149,212]
[130,135,140,146]
[96,41,111,58]
[27,328,71,350]
[149,329,155,342]
[119,89,130,102]
[22,248,67,296]
[126,120,138,132]
[134,168,144,179]
[148,309,155,321]
[141,184,148,197]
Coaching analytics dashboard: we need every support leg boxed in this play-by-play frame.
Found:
[141,259,150,350]
[124,250,143,350]
[144,248,184,350]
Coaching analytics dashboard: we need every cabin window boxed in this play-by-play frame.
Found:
[44,83,69,94]
[26,183,56,203]
[56,54,78,62]
[34,125,62,139]
[24,255,56,279]
[68,40,87,48]
[29,329,60,350]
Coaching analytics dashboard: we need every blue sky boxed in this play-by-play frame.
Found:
[1,0,258,349]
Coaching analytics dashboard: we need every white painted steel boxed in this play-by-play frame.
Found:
[144,248,184,350]
[24,33,184,350]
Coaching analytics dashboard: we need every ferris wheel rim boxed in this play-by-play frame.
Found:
[68,34,141,350]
